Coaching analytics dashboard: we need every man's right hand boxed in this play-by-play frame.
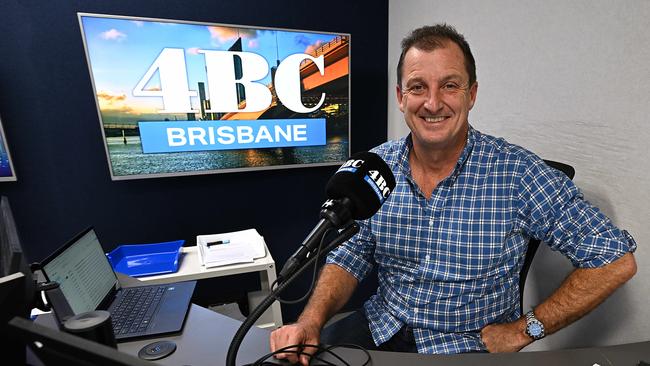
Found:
[269,265,359,365]
[270,321,321,366]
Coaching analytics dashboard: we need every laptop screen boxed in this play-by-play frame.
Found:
[42,229,117,315]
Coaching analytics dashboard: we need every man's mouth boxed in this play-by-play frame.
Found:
[423,116,447,123]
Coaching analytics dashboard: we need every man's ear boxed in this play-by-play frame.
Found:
[396,85,405,113]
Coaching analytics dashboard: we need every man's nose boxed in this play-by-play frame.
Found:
[423,88,443,112]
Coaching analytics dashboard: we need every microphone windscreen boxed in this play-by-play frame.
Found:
[325,152,396,220]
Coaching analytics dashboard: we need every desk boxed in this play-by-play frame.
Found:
[35,305,650,366]
[135,245,283,329]
[329,342,650,366]
[34,304,271,366]
[119,304,271,366]
[100,309,650,366]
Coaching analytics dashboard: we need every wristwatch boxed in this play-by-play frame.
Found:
[525,310,545,340]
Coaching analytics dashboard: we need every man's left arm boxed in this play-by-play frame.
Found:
[481,251,637,352]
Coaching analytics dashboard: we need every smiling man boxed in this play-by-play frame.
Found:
[396,35,478,200]
[269,24,637,365]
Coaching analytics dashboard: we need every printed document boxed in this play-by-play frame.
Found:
[197,228,267,268]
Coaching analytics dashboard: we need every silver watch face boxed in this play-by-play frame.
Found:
[528,322,543,337]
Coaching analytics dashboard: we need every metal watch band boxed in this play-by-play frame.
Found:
[525,310,535,321]
[525,310,545,340]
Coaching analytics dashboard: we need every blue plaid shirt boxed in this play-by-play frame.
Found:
[326,126,636,354]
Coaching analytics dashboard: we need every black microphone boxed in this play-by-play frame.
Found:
[278,152,396,281]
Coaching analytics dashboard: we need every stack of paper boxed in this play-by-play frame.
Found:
[197,228,267,268]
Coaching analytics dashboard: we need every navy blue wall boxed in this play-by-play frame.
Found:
[0,0,388,320]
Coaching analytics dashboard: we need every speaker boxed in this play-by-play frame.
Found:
[62,310,116,348]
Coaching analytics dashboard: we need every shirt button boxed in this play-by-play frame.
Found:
[425,254,430,261]
[429,219,434,226]
[414,308,418,313]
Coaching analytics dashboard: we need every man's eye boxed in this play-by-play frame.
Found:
[408,85,426,94]
[442,83,459,90]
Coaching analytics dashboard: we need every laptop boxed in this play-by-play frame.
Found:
[40,227,196,341]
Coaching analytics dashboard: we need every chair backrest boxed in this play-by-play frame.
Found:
[518,160,575,314]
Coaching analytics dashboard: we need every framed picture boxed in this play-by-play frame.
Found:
[0,114,17,182]
[78,13,350,180]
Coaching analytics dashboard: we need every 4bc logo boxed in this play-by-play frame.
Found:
[367,170,391,198]
[340,159,364,169]
[133,49,326,114]
[337,159,392,199]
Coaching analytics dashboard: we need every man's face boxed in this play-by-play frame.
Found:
[397,41,478,152]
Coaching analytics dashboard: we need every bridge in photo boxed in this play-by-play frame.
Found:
[299,35,350,92]
[221,35,350,121]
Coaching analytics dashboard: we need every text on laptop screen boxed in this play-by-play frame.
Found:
[43,230,117,314]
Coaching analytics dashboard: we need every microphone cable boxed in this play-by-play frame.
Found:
[269,227,336,304]
[226,223,359,366]
[246,343,372,366]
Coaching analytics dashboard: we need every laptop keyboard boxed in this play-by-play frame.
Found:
[111,286,166,336]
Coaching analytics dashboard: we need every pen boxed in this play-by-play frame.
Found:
[206,239,230,247]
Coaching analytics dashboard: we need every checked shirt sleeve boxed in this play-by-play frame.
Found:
[325,218,377,282]
[518,159,637,268]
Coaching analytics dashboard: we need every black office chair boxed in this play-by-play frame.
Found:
[518,159,575,314]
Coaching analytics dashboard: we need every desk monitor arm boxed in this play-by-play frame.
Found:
[226,222,360,366]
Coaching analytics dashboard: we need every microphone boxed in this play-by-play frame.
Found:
[278,151,396,281]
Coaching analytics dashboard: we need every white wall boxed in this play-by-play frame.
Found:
[388,0,649,351]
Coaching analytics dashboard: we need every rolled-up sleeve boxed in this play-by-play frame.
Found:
[518,159,637,268]
[325,218,377,281]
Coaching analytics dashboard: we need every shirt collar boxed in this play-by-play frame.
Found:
[453,125,477,179]
[397,125,477,184]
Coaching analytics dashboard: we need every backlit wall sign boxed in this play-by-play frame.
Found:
[78,13,350,180]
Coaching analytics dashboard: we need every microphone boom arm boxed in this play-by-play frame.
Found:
[278,198,353,281]
[226,221,360,366]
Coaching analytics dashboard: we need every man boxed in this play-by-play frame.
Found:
[270,24,637,365]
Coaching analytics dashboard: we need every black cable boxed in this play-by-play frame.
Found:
[312,346,350,366]
[241,341,372,366]
[310,353,346,366]
[249,344,320,366]
[270,228,334,304]
[249,343,370,366]
[320,344,372,366]
[226,223,360,366]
